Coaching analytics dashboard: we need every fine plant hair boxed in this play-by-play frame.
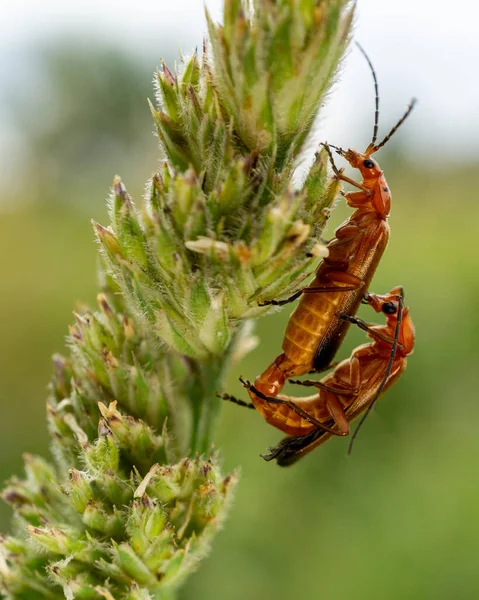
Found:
[0,1,354,598]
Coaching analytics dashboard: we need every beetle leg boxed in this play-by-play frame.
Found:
[216,392,255,410]
[302,283,358,293]
[343,190,372,207]
[288,379,356,396]
[258,272,363,306]
[240,378,346,436]
[336,313,403,349]
[325,393,350,435]
[303,271,364,294]
[257,289,304,307]
[336,174,370,193]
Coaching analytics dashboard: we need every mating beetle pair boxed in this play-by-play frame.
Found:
[220,45,416,465]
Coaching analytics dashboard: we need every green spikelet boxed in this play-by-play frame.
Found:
[0,1,353,598]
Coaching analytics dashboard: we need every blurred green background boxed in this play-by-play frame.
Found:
[2,10,479,600]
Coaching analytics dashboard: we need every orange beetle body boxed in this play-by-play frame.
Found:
[262,288,415,465]
[251,148,392,403]
[219,46,416,459]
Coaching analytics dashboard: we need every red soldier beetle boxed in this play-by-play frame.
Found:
[218,46,415,456]
[222,287,415,464]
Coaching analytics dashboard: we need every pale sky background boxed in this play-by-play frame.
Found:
[0,0,478,167]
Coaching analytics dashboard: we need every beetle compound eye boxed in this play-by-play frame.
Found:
[382,302,397,315]
[363,159,375,169]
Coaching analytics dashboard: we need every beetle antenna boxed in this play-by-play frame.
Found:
[355,42,380,147]
[369,99,417,155]
[348,294,404,454]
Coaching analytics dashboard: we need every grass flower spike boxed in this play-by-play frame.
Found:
[0,1,354,598]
